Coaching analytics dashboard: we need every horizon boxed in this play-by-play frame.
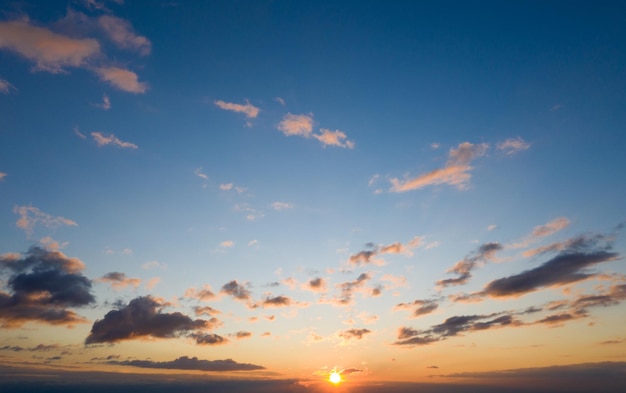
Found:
[1,1,625,392]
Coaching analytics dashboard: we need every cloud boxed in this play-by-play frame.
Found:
[395,299,439,318]
[349,237,422,266]
[193,306,221,316]
[97,272,141,289]
[272,202,294,211]
[496,137,531,155]
[275,96,285,105]
[95,93,111,110]
[194,167,209,180]
[0,78,16,94]
[14,205,78,236]
[532,217,571,238]
[0,247,94,327]
[321,273,372,307]
[313,129,355,149]
[142,260,166,270]
[95,66,147,93]
[484,249,618,298]
[85,296,208,344]
[220,280,252,301]
[394,313,517,346]
[107,355,264,371]
[214,100,260,118]
[0,19,100,73]
[189,333,229,346]
[437,242,503,288]
[91,131,138,148]
[220,240,234,248]
[233,331,252,339]
[98,15,151,55]
[303,277,327,293]
[0,172,6,181]
[390,142,488,192]
[278,113,313,137]
[184,285,216,302]
[339,328,371,340]
[261,295,293,308]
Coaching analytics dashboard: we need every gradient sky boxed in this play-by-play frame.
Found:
[1,1,626,392]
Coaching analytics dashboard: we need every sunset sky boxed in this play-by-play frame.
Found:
[1,1,625,392]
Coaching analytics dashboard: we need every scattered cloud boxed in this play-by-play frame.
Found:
[220,240,234,248]
[14,205,78,235]
[0,78,16,94]
[0,172,6,181]
[0,247,94,328]
[271,202,294,211]
[233,331,252,339]
[220,280,252,302]
[437,242,502,288]
[97,272,141,289]
[91,131,138,148]
[194,167,208,180]
[303,277,327,293]
[487,224,497,231]
[0,19,100,73]
[275,96,285,105]
[107,355,264,371]
[214,99,260,118]
[532,217,571,238]
[313,129,355,149]
[395,299,439,318]
[98,15,151,55]
[95,66,147,93]
[85,296,208,344]
[339,328,371,341]
[184,285,216,302]
[321,273,372,307]
[390,142,489,192]
[496,137,531,156]
[141,260,166,270]
[189,332,228,345]
[95,93,111,110]
[349,237,422,266]
[277,113,313,137]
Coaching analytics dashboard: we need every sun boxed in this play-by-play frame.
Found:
[329,370,342,384]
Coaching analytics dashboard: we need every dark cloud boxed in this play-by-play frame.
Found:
[233,331,252,339]
[85,296,208,344]
[98,272,141,289]
[394,313,517,346]
[193,306,221,316]
[340,368,363,375]
[0,247,94,327]
[395,299,439,317]
[108,355,264,371]
[484,250,618,298]
[261,295,292,307]
[304,277,326,293]
[321,273,371,306]
[437,242,502,288]
[339,328,371,340]
[189,333,228,346]
[0,343,62,352]
[220,280,251,300]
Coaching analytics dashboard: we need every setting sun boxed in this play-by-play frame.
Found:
[329,370,342,384]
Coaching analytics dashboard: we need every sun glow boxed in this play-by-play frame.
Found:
[329,370,342,384]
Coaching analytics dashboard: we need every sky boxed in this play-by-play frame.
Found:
[1,0,626,392]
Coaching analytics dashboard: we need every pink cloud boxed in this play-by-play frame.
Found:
[277,113,313,137]
[95,66,147,93]
[91,131,138,149]
[98,15,151,55]
[214,100,260,118]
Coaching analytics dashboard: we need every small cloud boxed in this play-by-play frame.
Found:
[220,240,234,248]
[0,172,7,181]
[551,104,563,111]
[91,131,138,149]
[313,128,355,149]
[368,174,380,187]
[248,240,259,247]
[189,333,228,346]
[73,126,87,139]
[275,97,285,106]
[0,78,16,94]
[497,137,530,156]
[220,280,252,301]
[194,167,208,180]
[145,277,160,290]
[95,66,147,93]
[214,99,260,119]
[339,328,371,341]
[277,113,313,137]
[98,15,151,55]
[390,142,489,192]
[233,331,252,339]
[94,93,111,110]
[271,202,293,211]
[183,285,216,302]
[220,183,233,190]
[487,224,497,231]
[141,260,166,270]
[430,143,440,149]
[532,217,570,238]
[97,272,141,290]
[14,205,78,235]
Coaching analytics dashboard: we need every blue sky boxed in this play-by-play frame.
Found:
[1,1,625,392]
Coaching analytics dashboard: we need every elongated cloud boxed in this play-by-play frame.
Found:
[91,131,138,149]
[98,15,151,55]
[484,250,619,298]
[0,19,100,73]
[313,129,354,149]
[214,100,260,118]
[97,272,141,289]
[95,67,147,93]
[395,299,439,318]
[0,247,94,327]
[349,237,422,265]
[532,217,571,238]
[0,172,6,181]
[107,356,264,371]
[189,333,228,346]
[437,242,502,288]
[14,205,78,235]
[85,296,208,344]
[339,328,371,341]
[321,273,372,306]
[497,137,530,155]
[390,142,488,192]
[0,79,16,94]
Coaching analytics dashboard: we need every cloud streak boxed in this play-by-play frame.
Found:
[91,131,138,149]
[215,100,260,118]
[107,355,264,371]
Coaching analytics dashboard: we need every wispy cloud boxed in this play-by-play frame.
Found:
[0,172,7,181]
[274,96,285,105]
[0,78,16,94]
[395,299,439,318]
[91,131,138,149]
[511,217,571,249]
[0,19,100,73]
[437,242,503,288]
[95,67,147,93]
[271,202,293,211]
[390,142,489,192]
[98,15,151,55]
[94,93,111,110]
[214,99,260,118]
[349,236,422,266]
[497,137,530,155]
[106,355,264,371]
[14,205,78,235]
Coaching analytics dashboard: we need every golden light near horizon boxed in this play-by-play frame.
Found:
[329,370,342,384]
